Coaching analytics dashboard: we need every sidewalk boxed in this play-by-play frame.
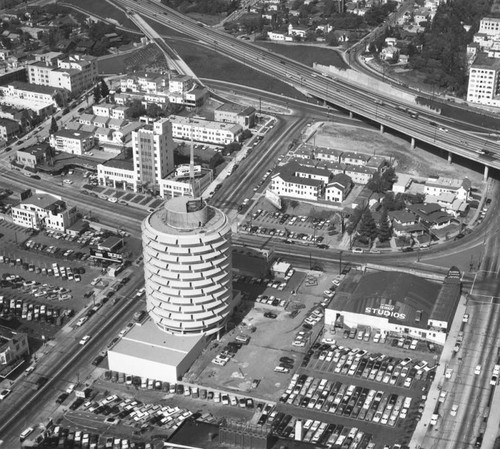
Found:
[409,294,468,448]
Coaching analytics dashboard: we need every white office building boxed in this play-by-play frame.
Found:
[132,118,175,193]
[142,196,233,337]
[467,52,500,106]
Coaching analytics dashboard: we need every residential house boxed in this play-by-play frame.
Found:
[315,147,342,163]
[388,210,425,237]
[408,203,454,230]
[340,151,370,166]
[424,177,470,201]
[344,165,376,184]
[325,173,353,203]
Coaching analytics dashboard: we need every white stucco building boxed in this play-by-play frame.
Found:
[142,196,233,337]
[11,192,77,231]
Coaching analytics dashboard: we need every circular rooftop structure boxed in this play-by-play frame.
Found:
[142,197,233,336]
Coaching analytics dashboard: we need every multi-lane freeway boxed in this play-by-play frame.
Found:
[113,0,500,174]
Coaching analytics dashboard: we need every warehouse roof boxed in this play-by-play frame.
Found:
[329,271,453,329]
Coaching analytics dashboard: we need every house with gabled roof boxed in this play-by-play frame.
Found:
[388,210,426,237]
[325,173,353,203]
[340,151,371,166]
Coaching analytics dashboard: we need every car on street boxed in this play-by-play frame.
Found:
[0,389,11,400]
[79,335,91,345]
[475,365,481,375]
[463,313,469,323]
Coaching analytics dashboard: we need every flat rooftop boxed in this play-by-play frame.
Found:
[111,318,203,366]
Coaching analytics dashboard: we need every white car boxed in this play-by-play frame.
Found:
[108,197,118,203]
[450,404,459,416]
[66,384,75,394]
[463,313,469,323]
[0,389,11,400]
[79,335,91,345]
[63,179,73,185]
[475,365,481,375]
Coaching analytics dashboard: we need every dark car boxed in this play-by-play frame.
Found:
[317,244,329,249]
[30,175,41,180]
[264,312,277,319]
[280,356,294,364]
[69,398,84,410]
[56,392,69,404]
[402,247,414,252]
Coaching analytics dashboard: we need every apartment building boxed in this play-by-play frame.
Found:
[50,129,94,155]
[479,17,500,38]
[27,53,98,95]
[270,161,326,200]
[169,115,242,145]
[467,52,500,106]
[11,192,77,231]
[0,81,62,116]
[0,117,20,141]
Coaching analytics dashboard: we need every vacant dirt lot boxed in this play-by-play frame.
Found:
[313,122,485,185]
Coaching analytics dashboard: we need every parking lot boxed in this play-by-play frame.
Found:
[0,220,140,367]
[239,207,340,248]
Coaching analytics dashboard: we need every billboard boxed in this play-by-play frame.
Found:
[265,189,281,209]
[186,198,204,212]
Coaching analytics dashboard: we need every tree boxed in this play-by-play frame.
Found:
[99,78,110,98]
[93,85,101,104]
[53,92,64,108]
[346,206,363,235]
[358,208,377,245]
[290,200,299,210]
[209,152,224,171]
[241,129,253,140]
[146,103,164,118]
[49,116,58,134]
[128,99,147,118]
[377,208,392,242]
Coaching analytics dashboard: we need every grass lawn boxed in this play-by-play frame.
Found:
[98,44,164,74]
[256,42,349,69]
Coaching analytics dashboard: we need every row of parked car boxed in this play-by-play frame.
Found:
[271,411,374,448]
[280,373,415,428]
[24,238,92,262]
[0,296,71,323]
[307,344,436,388]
